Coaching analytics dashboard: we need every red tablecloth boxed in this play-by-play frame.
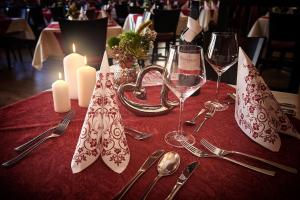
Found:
[0,81,300,199]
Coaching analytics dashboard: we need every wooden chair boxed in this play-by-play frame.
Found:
[261,11,300,93]
[151,9,180,64]
[114,4,129,26]
[59,18,108,68]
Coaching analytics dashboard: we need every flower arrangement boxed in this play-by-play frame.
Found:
[108,20,157,69]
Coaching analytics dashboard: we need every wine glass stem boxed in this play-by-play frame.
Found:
[216,74,221,103]
[178,98,184,135]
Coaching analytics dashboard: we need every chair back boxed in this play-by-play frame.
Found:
[269,12,300,42]
[59,18,108,65]
[240,37,265,66]
[152,9,180,34]
[115,4,129,25]
[129,6,144,14]
[27,6,46,37]
[50,6,66,21]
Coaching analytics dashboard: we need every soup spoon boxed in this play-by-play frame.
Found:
[140,151,180,200]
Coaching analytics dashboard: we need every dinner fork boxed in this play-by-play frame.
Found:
[194,106,216,133]
[124,127,152,140]
[179,139,275,176]
[14,110,75,152]
[2,114,73,168]
[200,139,298,174]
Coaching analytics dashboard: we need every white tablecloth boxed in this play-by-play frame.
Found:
[248,14,269,38]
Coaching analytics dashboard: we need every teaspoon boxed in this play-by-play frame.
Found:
[140,151,180,200]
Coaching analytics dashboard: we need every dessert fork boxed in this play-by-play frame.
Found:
[200,139,298,174]
[179,139,275,176]
[194,106,216,133]
[2,114,73,167]
[124,127,152,140]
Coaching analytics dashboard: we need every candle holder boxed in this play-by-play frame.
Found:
[117,64,178,116]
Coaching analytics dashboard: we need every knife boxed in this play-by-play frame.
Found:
[113,149,165,200]
[165,161,199,200]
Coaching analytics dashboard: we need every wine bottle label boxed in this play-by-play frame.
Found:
[178,52,201,74]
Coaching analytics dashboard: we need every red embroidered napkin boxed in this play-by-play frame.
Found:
[71,52,130,173]
[235,48,300,152]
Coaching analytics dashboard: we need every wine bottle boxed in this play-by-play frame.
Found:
[180,0,204,96]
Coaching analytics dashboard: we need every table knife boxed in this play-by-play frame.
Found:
[113,149,165,200]
[165,161,199,200]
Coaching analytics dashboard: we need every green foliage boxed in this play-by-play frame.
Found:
[108,37,120,48]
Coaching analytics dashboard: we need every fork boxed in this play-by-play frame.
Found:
[124,127,152,140]
[14,110,75,152]
[194,106,216,133]
[179,138,275,176]
[200,139,298,174]
[2,114,73,168]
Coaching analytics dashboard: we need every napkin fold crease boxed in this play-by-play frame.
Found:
[71,52,130,173]
[235,48,299,152]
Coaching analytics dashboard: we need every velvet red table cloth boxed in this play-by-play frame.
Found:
[0,81,300,200]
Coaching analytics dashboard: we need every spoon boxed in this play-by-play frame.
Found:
[140,151,180,200]
[184,108,206,126]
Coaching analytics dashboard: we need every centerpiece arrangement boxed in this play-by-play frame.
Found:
[108,20,156,87]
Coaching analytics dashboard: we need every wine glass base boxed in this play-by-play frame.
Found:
[164,131,195,148]
[204,101,229,111]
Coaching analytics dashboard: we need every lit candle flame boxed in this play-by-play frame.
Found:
[72,43,76,53]
[84,56,87,65]
[58,72,62,80]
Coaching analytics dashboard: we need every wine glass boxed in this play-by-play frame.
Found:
[163,45,206,148]
[204,32,238,111]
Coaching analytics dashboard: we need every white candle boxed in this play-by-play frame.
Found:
[77,57,96,107]
[52,73,71,113]
[63,44,84,99]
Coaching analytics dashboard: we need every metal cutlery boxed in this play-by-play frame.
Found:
[14,110,75,152]
[194,106,216,133]
[2,112,74,168]
[165,161,199,200]
[184,108,206,126]
[113,149,165,200]
[179,139,276,176]
[140,151,180,200]
[124,127,152,140]
[200,139,298,174]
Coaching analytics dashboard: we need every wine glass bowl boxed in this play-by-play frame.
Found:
[163,45,206,148]
[204,32,238,111]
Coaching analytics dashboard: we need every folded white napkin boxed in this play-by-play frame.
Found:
[71,52,130,173]
[235,48,300,152]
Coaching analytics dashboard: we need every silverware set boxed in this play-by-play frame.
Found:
[113,150,199,200]
[184,106,217,134]
[2,110,75,168]
[180,137,298,176]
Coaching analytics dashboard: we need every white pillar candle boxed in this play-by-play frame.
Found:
[52,73,71,113]
[63,44,84,99]
[77,57,96,107]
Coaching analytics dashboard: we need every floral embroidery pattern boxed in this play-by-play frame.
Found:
[72,71,130,173]
[235,49,299,151]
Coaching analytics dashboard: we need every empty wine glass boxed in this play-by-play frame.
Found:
[163,45,206,148]
[204,32,238,111]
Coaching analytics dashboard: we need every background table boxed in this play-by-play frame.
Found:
[32,21,122,70]
[0,17,35,40]
[0,81,300,199]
